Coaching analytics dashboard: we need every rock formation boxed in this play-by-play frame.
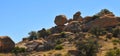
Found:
[54,15,67,26]
[73,11,83,21]
[86,16,119,28]
[64,21,82,33]
[0,36,15,52]
[25,39,48,51]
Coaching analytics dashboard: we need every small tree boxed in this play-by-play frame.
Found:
[94,9,113,17]
[28,31,37,40]
[37,28,51,38]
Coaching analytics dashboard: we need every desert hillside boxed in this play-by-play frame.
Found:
[1,9,120,56]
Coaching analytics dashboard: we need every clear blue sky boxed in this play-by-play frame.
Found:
[0,0,120,43]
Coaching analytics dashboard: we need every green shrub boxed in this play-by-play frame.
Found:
[112,39,120,45]
[76,37,100,56]
[55,45,63,50]
[12,47,26,54]
[105,49,120,56]
[60,31,66,38]
[56,40,62,45]
[112,28,120,37]
[89,26,104,38]
[37,28,51,38]
[94,9,113,17]
[28,31,37,40]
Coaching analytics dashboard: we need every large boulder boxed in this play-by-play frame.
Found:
[0,36,15,52]
[54,15,67,26]
[73,11,83,21]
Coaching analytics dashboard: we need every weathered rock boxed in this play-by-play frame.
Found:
[86,16,119,28]
[0,36,15,52]
[106,33,113,39]
[50,25,66,34]
[25,39,47,52]
[54,15,67,26]
[83,16,93,23]
[64,21,82,33]
[73,11,83,21]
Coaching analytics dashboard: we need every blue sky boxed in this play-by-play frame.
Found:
[0,0,120,43]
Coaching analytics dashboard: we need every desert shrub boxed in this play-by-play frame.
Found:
[60,31,66,38]
[76,37,100,56]
[28,31,37,40]
[105,49,120,56]
[92,15,100,20]
[12,47,26,54]
[89,26,104,38]
[112,39,120,45]
[56,40,62,45]
[112,28,120,37]
[55,45,63,50]
[37,28,51,38]
[94,9,113,17]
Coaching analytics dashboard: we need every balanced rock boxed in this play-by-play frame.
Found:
[54,15,67,26]
[0,36,15,52]
[73,11,83,21]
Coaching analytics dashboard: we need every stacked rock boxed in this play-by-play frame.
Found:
[51,15,67,33]
[73,11,83,21]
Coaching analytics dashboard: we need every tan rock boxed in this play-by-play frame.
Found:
[0,36,15,52]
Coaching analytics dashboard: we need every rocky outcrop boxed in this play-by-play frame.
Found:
[0,36,15,52]
[64,21,82,33]
[50,25,66,33]
[54,15,67,26]
[25,39,48,51]
[83,16,93,23]
[86,16,119,28]
[73,11,83,21]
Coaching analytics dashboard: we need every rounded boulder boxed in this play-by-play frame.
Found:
[54,15,67,26]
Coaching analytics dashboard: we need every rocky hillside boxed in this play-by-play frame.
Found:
[1,9,120,56]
